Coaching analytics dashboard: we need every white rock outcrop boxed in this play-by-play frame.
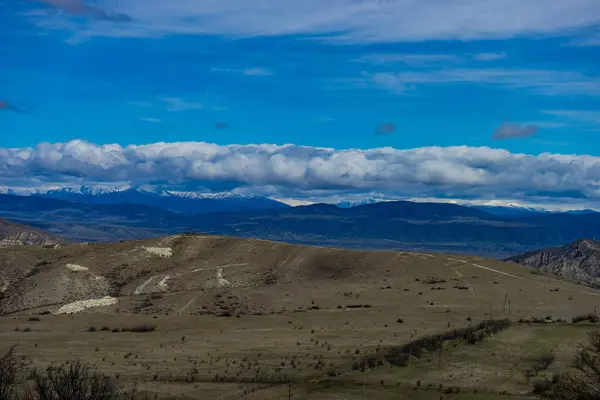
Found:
[65,264,89,272]
[54,296,118,315]
[142,247,173,257]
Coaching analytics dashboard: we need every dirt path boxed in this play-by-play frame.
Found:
[444,256,600,298]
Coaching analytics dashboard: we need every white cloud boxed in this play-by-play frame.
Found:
[25,0,600,43]
[139,117,162,123]
[2,140,600,204]
[364,69,600,96]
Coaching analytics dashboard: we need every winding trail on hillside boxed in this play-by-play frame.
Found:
[444,257,600,297]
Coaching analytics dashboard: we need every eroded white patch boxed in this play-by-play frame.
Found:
[134,276,156,295]
[216,268,231,288]
[158,276,170,291]
[0,279,8,293]
[65,264,89,272]
[142,246,173,257]
[54,296,118,315]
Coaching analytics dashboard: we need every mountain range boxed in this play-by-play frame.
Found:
[0,186,289,215]
[3,191,600,257]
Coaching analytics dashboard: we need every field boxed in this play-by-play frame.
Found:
[1,234,600,399]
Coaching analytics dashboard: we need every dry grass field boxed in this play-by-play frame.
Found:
[1,234,600,399]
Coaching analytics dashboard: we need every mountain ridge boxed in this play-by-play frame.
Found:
[506,238,600,285]
[0,218,62,247]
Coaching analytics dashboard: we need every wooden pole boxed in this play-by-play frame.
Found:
[362,366,368,400]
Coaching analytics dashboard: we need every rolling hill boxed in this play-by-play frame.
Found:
[1,234,600,399]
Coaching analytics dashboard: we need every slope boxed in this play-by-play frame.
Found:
[2,234,600,399]
[506,238,600,286]
[0,218,62,247]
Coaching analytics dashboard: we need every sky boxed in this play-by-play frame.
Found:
[1,0,600,209]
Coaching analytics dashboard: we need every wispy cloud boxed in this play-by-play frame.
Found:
[161,98,203,112]
[356,53,458,67]
[492,122,538,140]
[543,110,600,125]
[139,117,162,123]
[243,68,273,76]
[473,52,507,61]
[0,100,31,114]
[24,0,600,43]
[365,68,600,96]
[36,0,131,22]
[211,67,273,76]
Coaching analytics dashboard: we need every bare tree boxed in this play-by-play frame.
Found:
[541,331,600,399]
[26,361,128,400]
[0,346,28,400]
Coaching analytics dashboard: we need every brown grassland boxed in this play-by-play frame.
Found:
[1,234,600,399]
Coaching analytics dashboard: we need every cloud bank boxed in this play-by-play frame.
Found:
[37,0,131,21]
[2,140,600,205]
[25,0,600,44]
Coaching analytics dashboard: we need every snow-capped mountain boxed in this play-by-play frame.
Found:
[0,185,129,197]
[0,186,289,215]
[336,198,381,208]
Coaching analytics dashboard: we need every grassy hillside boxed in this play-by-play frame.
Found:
[1,234,599,399]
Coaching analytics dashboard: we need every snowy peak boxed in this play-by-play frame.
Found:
[336,198,380,208]
[0,185,288,215]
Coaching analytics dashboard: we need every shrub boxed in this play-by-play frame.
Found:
[87,326,96,332]
[572,313,600,323]
[125,324,156,333]
[532,378,552,394]
[30,361,128,400]
[27,317,40,322]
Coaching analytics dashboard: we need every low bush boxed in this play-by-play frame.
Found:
[122,324,156,333]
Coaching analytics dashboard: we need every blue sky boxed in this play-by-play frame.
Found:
[1,0,600,208]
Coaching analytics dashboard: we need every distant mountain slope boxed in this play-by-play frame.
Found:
[5,193,600,255]
[0,218,61,247]
[506,239,600,285]
[3,186,289,214]
[0,194,176,242]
